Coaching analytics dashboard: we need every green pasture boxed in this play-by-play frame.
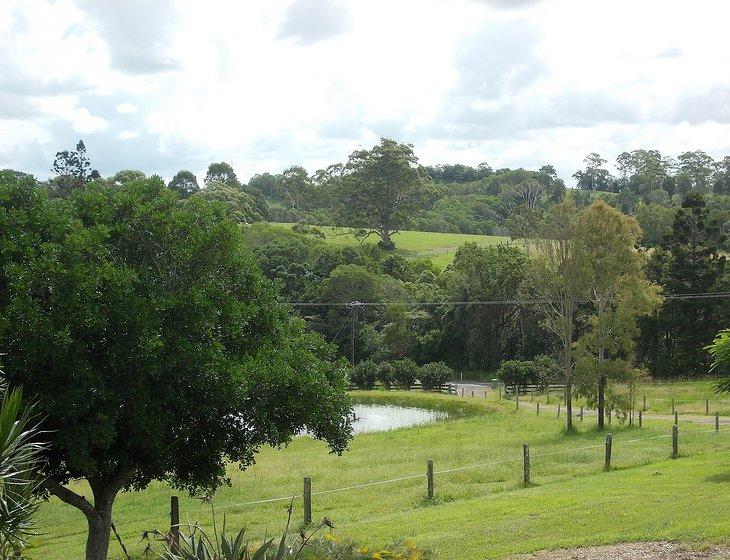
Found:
[30,391,729,560]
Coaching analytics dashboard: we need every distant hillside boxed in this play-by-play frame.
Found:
[270,222,515,269]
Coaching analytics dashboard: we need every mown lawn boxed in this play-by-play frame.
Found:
[30,391,729,560]
[272,223,515,269]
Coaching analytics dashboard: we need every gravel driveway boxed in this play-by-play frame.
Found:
[511,542,730,559]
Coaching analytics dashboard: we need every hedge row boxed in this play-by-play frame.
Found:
[349,359,454,391]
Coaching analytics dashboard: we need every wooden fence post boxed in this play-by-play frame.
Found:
[671,397,675,416]
[638,410,642,428]
[523,444,531,486]
[461,388,464,397]
[604,433,612,471]
[672,425,679,459]
[674,411,678,426]
[716,412,720,432]
[303,477,312,525]
[471,390,474,397]
[170,496,180,553]
[516,393,519,410]
[580,406,584,422]
[557,402,561,418]
[706,398,709,415]
[643,394,646,411]
[536,402,540,415]
[426,460,434,500]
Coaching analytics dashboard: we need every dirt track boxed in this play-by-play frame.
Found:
[510,542,730,559]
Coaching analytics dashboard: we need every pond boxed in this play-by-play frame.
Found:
[351,404,447,434]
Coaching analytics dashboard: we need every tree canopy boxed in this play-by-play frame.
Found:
[0,172,352,560]
[335,138,438,249]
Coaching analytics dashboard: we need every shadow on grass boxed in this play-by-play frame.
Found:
[704,472,730,483]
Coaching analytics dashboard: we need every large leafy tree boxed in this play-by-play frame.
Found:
[573,153,614,191]
[441,244,528,371]
[0,172,352,560]
[638,192,729,377]
[336,138,437,249]
[574,200,661,428]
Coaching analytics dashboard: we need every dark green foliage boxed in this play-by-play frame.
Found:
[0,172,352,558]
[639,193,729,377]
[376,362,394,389]
[419,361,454,391]
[440,244,529,371]
[496,360,538,389]
[391,358,419,390]
[350,360,378,390]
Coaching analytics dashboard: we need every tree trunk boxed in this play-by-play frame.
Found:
[380,227,393,249]
[43,469,134,560]
[597,347,606,429]
[597,299,606,430]
[564,338,573,431]
[85,502,113,560]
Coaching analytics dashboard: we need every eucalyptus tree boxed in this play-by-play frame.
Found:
[168,169,199,198]
[523,202,589,431]
[574,200,661,427]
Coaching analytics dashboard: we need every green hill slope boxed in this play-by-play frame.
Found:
[271,223,515,268]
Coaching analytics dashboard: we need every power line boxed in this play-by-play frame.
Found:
[285,292,730,308]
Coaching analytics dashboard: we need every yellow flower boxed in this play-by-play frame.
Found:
[358,547,369,554]
[372,554,383,560]
[324,533,340,543]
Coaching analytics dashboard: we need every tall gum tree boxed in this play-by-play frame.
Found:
[0,172,352,560]
[574,200,661,428]
[524,202,589,431]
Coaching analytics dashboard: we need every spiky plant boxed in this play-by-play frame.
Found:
[0,383,45,559]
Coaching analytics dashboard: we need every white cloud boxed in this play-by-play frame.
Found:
[1,0,730,183]
[116,129,140,140]
[116,102,138,114]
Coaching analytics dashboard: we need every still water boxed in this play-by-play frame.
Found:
[351,404,447,434]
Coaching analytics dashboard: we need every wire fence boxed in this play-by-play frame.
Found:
[204,426,729,515]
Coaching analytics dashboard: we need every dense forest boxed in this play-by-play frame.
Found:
[3,138,728,392]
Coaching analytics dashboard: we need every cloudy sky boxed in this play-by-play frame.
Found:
[1,0,729,184]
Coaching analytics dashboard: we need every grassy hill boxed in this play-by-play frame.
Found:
[271,223,515,269]
[31,391,729,559]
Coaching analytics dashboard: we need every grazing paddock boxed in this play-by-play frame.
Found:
[30,391,729,560]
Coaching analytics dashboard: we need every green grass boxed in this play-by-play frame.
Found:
[30,392,729,560]
[532,380,730,417]
[272,223,514,269]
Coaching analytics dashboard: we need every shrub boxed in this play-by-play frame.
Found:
[349,360,378,390]
[292,222,326,238]
[419,361,454,391]
[532,354,562,385]
[376,362,394,389]
[391,358,419,390]
[496,359,538,389]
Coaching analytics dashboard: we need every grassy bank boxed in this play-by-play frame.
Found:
[30,391,729,559]
[272,223,514,268]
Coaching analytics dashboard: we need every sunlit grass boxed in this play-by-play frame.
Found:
[30,391,729,560]
[272,223,515,269]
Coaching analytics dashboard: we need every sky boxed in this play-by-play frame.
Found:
[1,0,729,185]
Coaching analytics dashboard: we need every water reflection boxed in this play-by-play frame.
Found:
[351,404,447,434]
